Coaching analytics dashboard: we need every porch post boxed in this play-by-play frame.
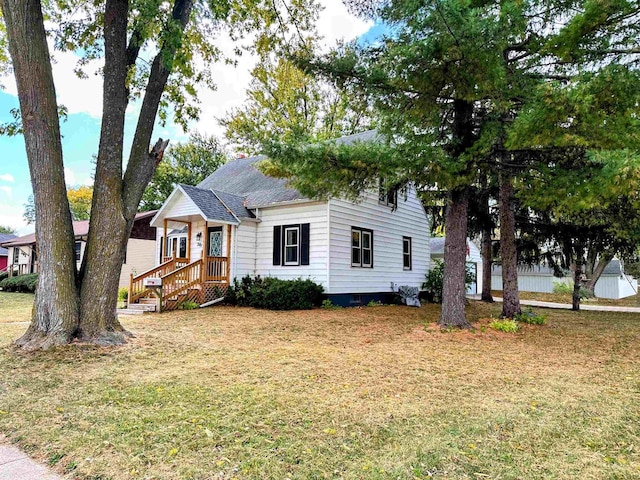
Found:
[226,224,232,281]
[187,221,192,261]
[163,218,168,262]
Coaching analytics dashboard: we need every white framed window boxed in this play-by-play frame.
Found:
[378,179,398,208]
[75,242,82,262]
[284,226,300,265]
[351,227,373,268]
[166,234,188,258]
[403,236,412,270]
[12,247,19,264]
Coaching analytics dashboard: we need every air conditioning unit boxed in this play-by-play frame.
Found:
[143,277,162,287]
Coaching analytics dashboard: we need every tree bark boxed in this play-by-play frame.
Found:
[499,170,521,318]
[1,0,80,350]
[439,188,472,328]
[480,188,494,302]
[3,0,193,349]
[584,251,613,295]
[572,242,585,311]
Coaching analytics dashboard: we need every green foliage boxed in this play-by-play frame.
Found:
[513,308,546,325]
[23,186,93,225]
[226,275,323,310]
[118,288,129,302]
[552,282,594,299]
[0,273,38,293]
[0,272,8,283]
[140,133,228,211]
[367,300,383,307]
[321,299,342,310]
[222,57,374,154]
[422,260,476,304]
[489,319,519,333]
[178,300,199,310]
[0,225,16,234]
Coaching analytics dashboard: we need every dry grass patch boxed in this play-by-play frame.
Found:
[0,301,639,479]
[0,291,33,324]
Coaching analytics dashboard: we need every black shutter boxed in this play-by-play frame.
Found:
[300,223,310,265]
[273,226,282,265]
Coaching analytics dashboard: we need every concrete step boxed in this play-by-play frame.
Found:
[127,303,156,312]
[139,298,157,305]
[116,308,144,315]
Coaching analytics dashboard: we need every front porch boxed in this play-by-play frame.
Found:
[128,217,233,312]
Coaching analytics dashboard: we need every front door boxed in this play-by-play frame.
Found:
[208,227,223,257]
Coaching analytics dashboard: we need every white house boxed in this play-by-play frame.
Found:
[429,237,483,295]
[131,132,432,310]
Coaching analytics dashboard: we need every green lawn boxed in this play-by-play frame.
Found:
[0,292,638,479]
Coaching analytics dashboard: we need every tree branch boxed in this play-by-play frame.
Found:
[122,0,194,218]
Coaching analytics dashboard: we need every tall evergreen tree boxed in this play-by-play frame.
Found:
[263,0,640,325]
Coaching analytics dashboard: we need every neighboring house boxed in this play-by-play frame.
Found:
[1,211,157,288]
[429,237,483,295]
[133,131,431,310]
[0,233,17,273]
[491,258,638,299]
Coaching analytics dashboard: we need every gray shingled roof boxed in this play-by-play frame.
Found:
[179,184,239,224]
[212,189,255,219]
[196,130,381,208]
[0,233,16,256]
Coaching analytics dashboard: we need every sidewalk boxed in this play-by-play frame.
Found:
[473,296,640,313]
[0,443,61,480]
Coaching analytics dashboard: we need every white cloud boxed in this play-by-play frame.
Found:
[0,185,12,197]
[0,174,14,182]
[64,167,93,188]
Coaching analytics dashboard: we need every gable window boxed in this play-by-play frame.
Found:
[352,227,373,268]
[12,247,19,264]
[75,242,82,262]
[273,224,310,266]
[378,179,398,208]
[403,236,412,270]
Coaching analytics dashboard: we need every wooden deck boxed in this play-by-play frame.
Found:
[128,256,229,311]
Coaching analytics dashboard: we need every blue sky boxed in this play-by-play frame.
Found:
[0,5,380,235]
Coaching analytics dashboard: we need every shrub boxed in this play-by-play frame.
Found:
[0,273,38,293]
[0,271,7,283]
[367,300,384,307]
[178,300,199,310]
[226,275,324,310]
[489,319,519,333]
[422,260,476,303]
[514,308,546,325]
[552,281,594,299]
[118,287,128,302]
[321,299,342,310]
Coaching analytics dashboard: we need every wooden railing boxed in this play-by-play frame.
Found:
[205,256,228,282]
[129,257,188,303]
[9,264,35,277]
[163,256,189,264]
[161,259,203,302]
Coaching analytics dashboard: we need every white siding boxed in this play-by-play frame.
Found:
[328,187,430,294]
[255,202,329,289]
[234,222,257,279]
[595,275,638,299]
[467,241,483,295]
[162,190,202,218]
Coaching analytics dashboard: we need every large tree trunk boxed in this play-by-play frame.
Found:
[2,0,80,350]
[571,242,585,311]
[499,171,521,318]
[480,189,494,302]
[584,251,613,295]
[439,188,472,328]
[3,0,193,349]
